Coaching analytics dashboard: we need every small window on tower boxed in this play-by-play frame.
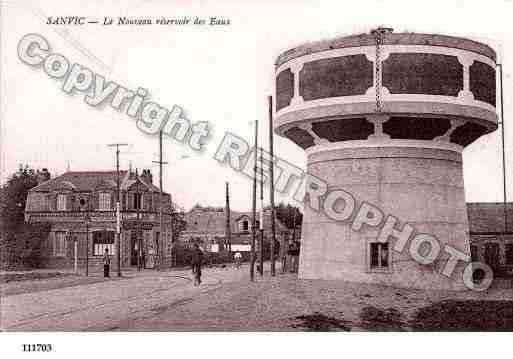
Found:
[370,242,389,269]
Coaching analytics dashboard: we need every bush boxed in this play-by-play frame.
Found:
[171,243,250,267]
[1,222,51,270]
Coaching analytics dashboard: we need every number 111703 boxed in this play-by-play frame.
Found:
[22,344,52,352]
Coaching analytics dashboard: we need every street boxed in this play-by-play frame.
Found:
[1,264,251,331]
[2,263,513,331]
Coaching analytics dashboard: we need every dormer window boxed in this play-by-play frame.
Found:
[99,192,111,211]
[133,193,143,210]
[56,194,66,211]
[238,217,249,233]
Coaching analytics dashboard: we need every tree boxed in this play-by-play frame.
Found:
[1,165,38,230]
[265,202,303,230]
[0,165,50,269]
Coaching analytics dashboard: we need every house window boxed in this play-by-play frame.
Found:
[56,194,66,211]
[54,231,67,257]
[506,244,513,265]
[132,193,143,210]
[99,192,111,211]
[370,242,389,269]
[93,231,115,256]
[242,220,249,232]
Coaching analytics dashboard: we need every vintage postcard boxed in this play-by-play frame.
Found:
[0,0,512,358]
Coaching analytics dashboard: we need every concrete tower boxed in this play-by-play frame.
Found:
[274,31,498,290]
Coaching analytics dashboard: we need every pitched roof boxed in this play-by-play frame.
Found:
[30,170,163,193]
[183,208,240,235]
[467,202,513,233]
[183,208,289,235]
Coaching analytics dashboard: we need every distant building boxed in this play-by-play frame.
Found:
[180,203,512,277]
[24,169,173,268]
[179,207,291,255]
[468,202,513,277]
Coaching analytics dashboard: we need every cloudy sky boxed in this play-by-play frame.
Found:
[1,0,512,211]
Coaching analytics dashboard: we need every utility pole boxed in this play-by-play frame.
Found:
[292,210,297,243]
[498,64,509,237]
[136,169,141,272]
[152,131,168,267]
[268,96,276,276]
[107,143,128,277]
[259,146,264,276]
[250,120,258,282]
[85,208,90,277]
[225,182,232,256]
[73,234,78,274]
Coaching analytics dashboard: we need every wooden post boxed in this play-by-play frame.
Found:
[250,120,258,282]
[136,169,141,272]
[226,182,232,256]
[74,238,78,274]
[259,146,264,276]
[269,96,276,276]
[85,214,89,277]
[108,143,128,277]
[498,64,508,235]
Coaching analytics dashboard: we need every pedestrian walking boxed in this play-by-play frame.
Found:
[103,248,111,278]
[191,243,203,286]
[234,251,242,269]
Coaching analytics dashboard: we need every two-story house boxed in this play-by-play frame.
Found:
[24,168,173,269]
[179,206,291,255]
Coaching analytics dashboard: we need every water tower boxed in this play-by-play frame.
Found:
[274,30,498,289]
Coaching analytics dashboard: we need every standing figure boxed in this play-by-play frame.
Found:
[191,243,204,286]
[103,248,111,278]
[234,251,242,269]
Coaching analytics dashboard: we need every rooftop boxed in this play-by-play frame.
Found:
[275,32,496,67]
[30,170,166,194]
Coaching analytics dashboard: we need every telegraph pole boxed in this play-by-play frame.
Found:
[136,169,141,272]
[498,64,509,236]
[152,131,168,267]
[85,208,90,277]
[250,120,258,282]
[269,96,276,276]
[107,143,128,277]
[225,182,232,255]
[259,146,264,276]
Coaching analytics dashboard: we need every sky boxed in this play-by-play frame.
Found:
[1,0,513,212]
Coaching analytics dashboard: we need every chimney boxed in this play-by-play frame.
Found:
[36,168,51,185]
[141,169,153,185]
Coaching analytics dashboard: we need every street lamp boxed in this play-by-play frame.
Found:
[85,210,90,276]
[134,169,143,272]
[79,198,90,276]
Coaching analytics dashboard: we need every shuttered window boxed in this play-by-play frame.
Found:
[93,231,115,256]
[54,231,67,257]
[56,194,66,211]
[99,192,111,211]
